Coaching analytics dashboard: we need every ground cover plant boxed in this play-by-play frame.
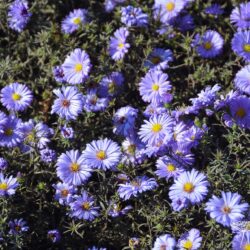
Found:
[0,0,249,249]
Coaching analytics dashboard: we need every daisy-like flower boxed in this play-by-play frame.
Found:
[155,156,185,180]
[138,114,174,146]
[82,138,121,170]
[174,14,195,32]
[234,65,250,95]
[8,0,31,32]
[1,83,33,112]
[118,176,158,200]
[62,48,92,84]
[169,169,209,204]
[139,70,172,105]
[69,191,99,221]
[193,30,224,58]
[60,125,74,139]
[51,86,83,121]
[0,115,23,148]
[205,4,224,16]
[88,247,107,250]
[171,197,189,212]
[56,150,92,186]
[108,202,132,217]
[231,220,250,234]
[230,2,250,30]
[205,191,249,227]
[177,228,202,250]
[143,103,167,118]
[232,31,250,62]
[152,234,176,250]
[8,219,29,235]
[232,231,250,250]
[154,0,186,23]
[47,229,61,243]
[109,27,130,61]
[0,173,19,197]
[121,6,148,27]
[53,66,65,83]
[144,48,173,71]
[62,9,88,34]
[53,182,76,205]
[40,148,56,163]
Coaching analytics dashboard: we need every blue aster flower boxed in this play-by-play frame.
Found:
[121,6,148,27]
[0,158,8,171]
[193,30,224,58]
[230,2,250,30]
[231,220,250,235]
[69,191,99,221]
[232,231,250,250]
[8,0,31,32]
[60,125,74,139]
[155,156,185,180]
[205,191,249,227]
[53,182,76,205]
[108,202,132,217]
[232,31,250,62]
[177,228,202,250]
[143,103,167,118]
[169,169,209,204]
[0,173,19,197]
[152,233,176,250]
[234,65,250,95]
[8,219,29,235]
[47,229,61,243]
[82,138,121,170]
[104,0,126,12]
[171,197,189,212]
[138,114,174,146]
[51,86,84,121]
[113,106,138,138]
[139,70,172,105]
[40,148,56,163]
[1,82,33,112]
[109,27,130,61]
[205,4,224,16]
[56,150,92,186]
[62,9,88,34]
[118,176,158,200]
[144,48,173,71]
[174,13,195,32]
[62,48,92,84]
[53,66,65,83]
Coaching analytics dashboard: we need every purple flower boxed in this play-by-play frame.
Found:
[193,30,224,58]
[109,27,130,61]
[171,197,189,212]
[83,138,121,170]
[0,173,19,197]
[0,158,8,171]
[174,13,195,32]
[144,48,173,71]
[139,70,172,105]
[60,125,74,139]
[230,3,250,30]
[53,182,76,205]
[232,31,250,62]
[232,231,250,250]
[169,169,209,204]
[47,229,61,243]
[205,4,224,16]
[8,0,31,32]
[104,0,126,12]
[56,150,92,186]
[234,65,250,95]
[8,219,29,235]
[69,191,99,221]
[108,202,132,217]
[205,191,249,227]
[51,86,84,120]
[143,103,167,118]
[177,228,202,250]
[121,6,148,27]
[118,176,158,200]
[1,83,33,112]
[62,48,92,84]
[40,148,56,163]
[53,66,65,83]
[62,9,88,34]
[152,234,176,250]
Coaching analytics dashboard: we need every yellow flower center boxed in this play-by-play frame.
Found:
[0,182,8,190]
[61,189,69,197]
[73,17,81,25]
[244,44,250,52]
[152,123,162,133]
[183,182,194,193]
[15,225,21,231]
[82,202,90,210]
[167,163,176,172]
[96,150,106,160]
[183,240,193,249]
[236,107,246,118]
[152,84,159,91]
[118,43,124,49]
[244,244,250,250]
[75,63,83,72]
[26,132,35,142]
[127,144,136,154]
[70,163,80,172]
[221,206,231,214]
[4,128,13,136]
[204,42,212,50]
[151,56,161,64]
[166,2,175,11]
[12,93,21,101]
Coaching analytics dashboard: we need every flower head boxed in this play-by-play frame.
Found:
[230,3,250,30]
[8,219,29,235]
[0,173,19,197]
[121,6,148,27]
[53,66,65,83]
[234,65,250,95]
[177,228,202,250]
[232,31,250,62]
[47,229,61,243]
[152,233,176,250]
[205,4,224,16]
